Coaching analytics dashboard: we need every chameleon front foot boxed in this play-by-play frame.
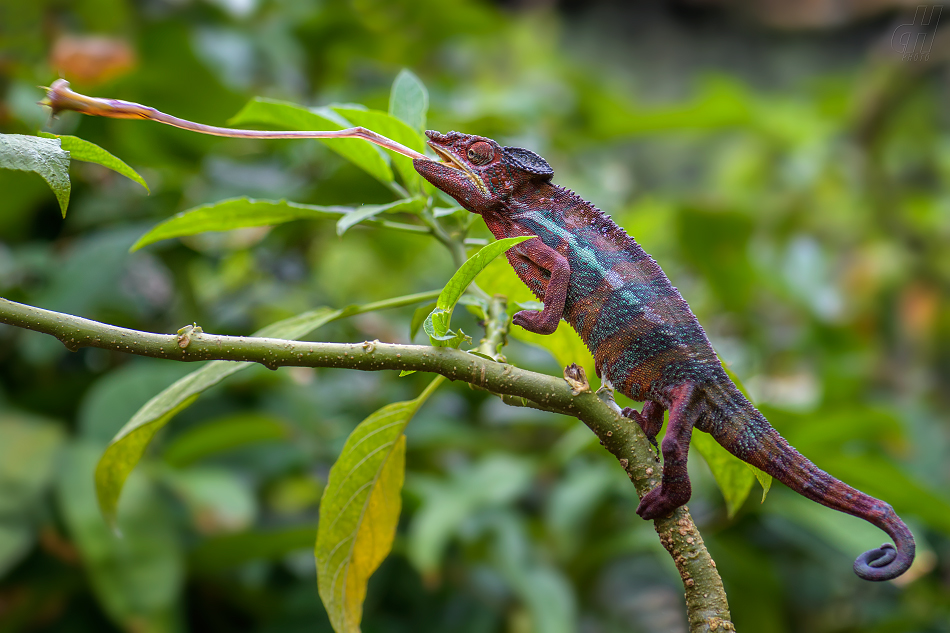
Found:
[512,309,559,335]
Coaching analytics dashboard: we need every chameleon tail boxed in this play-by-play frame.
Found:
[705,385,915,581]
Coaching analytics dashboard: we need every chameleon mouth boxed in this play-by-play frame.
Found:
[426,141,489,196]
[428,142,469,171]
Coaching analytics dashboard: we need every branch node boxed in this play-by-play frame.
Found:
[177,323,203,348]
[562,363,590,395]
[362,339,379,353]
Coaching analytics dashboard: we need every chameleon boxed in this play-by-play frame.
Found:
[37,80,916,581]
[413,130,916,582]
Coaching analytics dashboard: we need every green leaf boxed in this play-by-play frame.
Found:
[0,413,65,515]
[722,361,772,500]
[389,69,428,133]
[38,132,148,192]
[750,465,772,503]
[407,455,533,575]
[687,362,774,515]
[229,98,394,185]
[0,413,65,576]
[410,301,437,340]
[132,197,422,250]
[161,413,290,467]
[0,133,70,216]
[160,466,257,534]
[95,291,440,529]
[335,197,425,236]
[423,309,452,340]
[333,106,426,193]
[316,376,443,633]
[60,443,183,631]
[95,394,201,531]
[691,432,755,518]
[190,523,317,572]
[0,522,33,579]
[425,236,534,346]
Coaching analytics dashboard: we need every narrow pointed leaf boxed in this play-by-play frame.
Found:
[389,70,428,133]
[316,377,443,633]
[436,236,534,312]
[229,98,393,184]
[335,198,425,236]
[722,362,772,499]
[689,361,773,516]
[691,432,755,518]
[38,132,148,192]
[132,197,424,251]
[0,133,70,216]
[750,466,772,503]
[424,236,533,347]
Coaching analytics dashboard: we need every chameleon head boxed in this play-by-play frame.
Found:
[413,130,554,213]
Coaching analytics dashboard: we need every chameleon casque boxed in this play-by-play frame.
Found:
[413,130,916,582]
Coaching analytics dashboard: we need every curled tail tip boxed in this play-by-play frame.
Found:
[853,542,915,581]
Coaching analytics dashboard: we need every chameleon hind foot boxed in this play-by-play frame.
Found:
[637,486,690,520]
[636,484,691,520]
[621,401,665,452]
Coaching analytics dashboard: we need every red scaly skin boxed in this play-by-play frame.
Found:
[414,130,916,581]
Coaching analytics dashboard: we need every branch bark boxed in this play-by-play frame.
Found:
[0,297,734,632]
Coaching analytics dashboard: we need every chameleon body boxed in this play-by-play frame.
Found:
[414,131,915,581]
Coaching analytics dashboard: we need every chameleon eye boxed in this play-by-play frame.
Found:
[467,141,494,165]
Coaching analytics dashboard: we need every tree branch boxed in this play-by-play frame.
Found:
[0,297,733,632]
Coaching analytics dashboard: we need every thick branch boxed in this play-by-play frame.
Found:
[0,297,732,632]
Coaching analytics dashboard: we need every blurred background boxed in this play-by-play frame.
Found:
[2,0,950,631]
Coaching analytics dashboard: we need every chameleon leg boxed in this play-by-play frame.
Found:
[621,401,665,451]
[636,385,699,520]
[510,239,571,336]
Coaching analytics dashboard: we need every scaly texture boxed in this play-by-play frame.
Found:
[414,130,915,581]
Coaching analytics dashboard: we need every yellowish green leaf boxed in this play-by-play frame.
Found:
[722,361,772,501]
[316,377,443,633]
[691,432,755,518]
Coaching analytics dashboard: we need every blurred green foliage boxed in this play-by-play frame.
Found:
[2,1,950,632]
